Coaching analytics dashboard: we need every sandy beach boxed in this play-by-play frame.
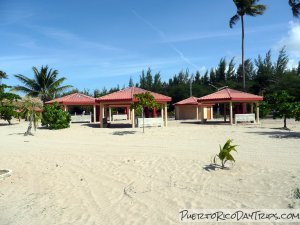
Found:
[0,119,300,225]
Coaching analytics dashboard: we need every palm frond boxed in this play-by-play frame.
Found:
[230,14,240,28]
[247,4,267,16]
[12,85,35,95]
[289,0,300,17]
[53,85,73,93]
[14,66,71,102]
[14,74,40,92]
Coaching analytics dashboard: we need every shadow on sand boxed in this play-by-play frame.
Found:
[80,123,133,129]
[0,123,18,127]
[8,132,25,136]
[80,123,100,128]
[246,130,300,139]
[181,121,231,125]
[112,131,137,136]
[203,164,224,172]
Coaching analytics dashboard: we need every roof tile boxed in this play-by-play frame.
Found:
[97,87,171,102]
[198,88,263,102]
[46,93,96,105]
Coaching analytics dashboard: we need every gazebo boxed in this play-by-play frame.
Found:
[45,93,98,123]
[197,88,263,125]
[96,87,172,128]
[174,96,214,121]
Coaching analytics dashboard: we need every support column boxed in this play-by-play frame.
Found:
[224,104,227,122]
[131,108,135,128]
[251,103,254,113]
[196,106,199,120]
[109,107,112,121]
[210,106,213,120]
[127,107,130,119]
[242,103,247,114]
[93,105,96,123]
[256,102,260,124]
[175,106,179,120]
[230,102,233,125]
[161,104,164,122]
[100,103,104,128]
[164,104,168,127]
[64,105,68,112]
[200,106,205,123]
[153,108,157,118]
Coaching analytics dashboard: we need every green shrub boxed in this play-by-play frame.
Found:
[213,139,238,169]
[42,102,71,129]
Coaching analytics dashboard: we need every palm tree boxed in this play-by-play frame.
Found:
[17,97,43,136]
[14,66,72,103]
[0,71,8,84]
[289,0,300,17]
[230,0,266,91]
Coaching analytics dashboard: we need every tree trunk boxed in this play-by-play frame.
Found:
[241,15,245,91]
[283,116,287,129]
[142,107,145,133]
[24,112,34,136]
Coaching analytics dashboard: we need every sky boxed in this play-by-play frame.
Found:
[1,0,300,91]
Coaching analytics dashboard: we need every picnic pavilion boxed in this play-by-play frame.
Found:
[45,93,98,123]
[197,88,263,125]
[96,87,172,128]
[174,96,214,121]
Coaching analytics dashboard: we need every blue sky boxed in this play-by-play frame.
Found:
[1,0,300,91]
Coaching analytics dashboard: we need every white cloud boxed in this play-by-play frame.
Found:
[278,21,300,57]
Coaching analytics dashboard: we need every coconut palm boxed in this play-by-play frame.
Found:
[17,97,43,136]
[230,0,266,91]
[14,66,72,103]
[289,0,300,17]
[0,71,8,84]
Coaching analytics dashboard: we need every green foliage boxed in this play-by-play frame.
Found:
[258,101,270,118]
[13,65,72,103]
[213,139,238,169]
[0,103,17,124]
[18,97,43,136]
[131,92,160,133]
[288,187,300,209]
[293,188,300,199]
[0,80,21,124]
[131,92,160,112]
[0,71,8,80]
[294,102,300,121]
[42,102,71,130]
[264,91,297,128]
[128,77,134,87]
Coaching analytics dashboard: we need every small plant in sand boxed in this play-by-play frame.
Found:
[213,139,238,169]
[288,187,300,208]
[293,188,300,199]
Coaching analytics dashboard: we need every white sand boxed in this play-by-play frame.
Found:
[0,119,299,225]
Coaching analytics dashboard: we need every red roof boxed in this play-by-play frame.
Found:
[174,96,198,105]
[198,88,263,103]
[45,93,96,105]
[97,87,172,102]
[174,96,214,106]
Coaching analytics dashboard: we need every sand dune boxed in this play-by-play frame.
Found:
[0,119,299,224]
